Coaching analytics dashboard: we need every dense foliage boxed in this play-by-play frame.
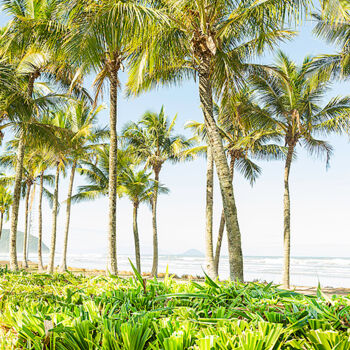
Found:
[0,268,349,349]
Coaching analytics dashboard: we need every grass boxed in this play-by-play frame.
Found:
[0,265,349,349]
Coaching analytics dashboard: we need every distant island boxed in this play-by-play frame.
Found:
[0,230,49,254]
[181,249,204,257]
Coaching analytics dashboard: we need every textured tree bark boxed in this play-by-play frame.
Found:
[107,70,118,275]
[133,202,141,273]
[0,212,3,240]
[282,144,294,289]
[198,59,243,281]
[59,162,76,272]
[37,171,44,272]
[47,164,60,274]
[214,211,225,276]
[9,135,25,271]
[23,183,31,268]
[151,167,160,277]
[205,146,216,279]
[214,157,235,276]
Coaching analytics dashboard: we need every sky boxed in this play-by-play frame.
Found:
[1,11,350,260]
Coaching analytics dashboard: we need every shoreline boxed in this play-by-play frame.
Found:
[1,260,350,297]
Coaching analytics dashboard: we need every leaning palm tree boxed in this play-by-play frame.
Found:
[251,51,350,289]
[123,107,192,277]
[119,168,168,273]
[64,0,165,275]
[0,187,12,240]
[127,0,310,281]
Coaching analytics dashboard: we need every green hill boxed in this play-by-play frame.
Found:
[0,229,49,254]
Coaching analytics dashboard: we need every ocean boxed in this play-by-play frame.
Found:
[4,253,349,288]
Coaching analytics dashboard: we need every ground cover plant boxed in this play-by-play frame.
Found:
[0,266,349,349]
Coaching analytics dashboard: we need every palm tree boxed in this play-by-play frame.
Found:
[119,168,168,273]
[186,91,285,278]
[42,110,74,274]
[58,100,106,272]
[0,187,13,240]
[127,0,310,281]
[251,52,350,289]
[123,107,191,277]
[65,0,165,275]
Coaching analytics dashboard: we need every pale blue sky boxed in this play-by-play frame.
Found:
[1,11,349,259]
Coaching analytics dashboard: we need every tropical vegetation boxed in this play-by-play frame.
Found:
[1,269,350,349]
[0,1,350,344]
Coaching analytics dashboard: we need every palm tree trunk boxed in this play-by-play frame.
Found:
[214,211,225,276]
[47,164,60,274]
[107,71,118,275]
[151,167,160,277]
[205,146,216,279]
[37,171,44,272]
[0,212,3,240]
[282,145,294,289]
[214,156,235,276]
[23,183,31,269]
[133,202,141,273]
[198,59,243,281]
[9,134,25,271]
[59,162,76,272]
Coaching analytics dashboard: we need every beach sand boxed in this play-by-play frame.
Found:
[1,260,349,297]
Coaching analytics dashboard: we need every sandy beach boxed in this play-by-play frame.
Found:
[2,260,349,297]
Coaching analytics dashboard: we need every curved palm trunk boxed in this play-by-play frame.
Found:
[23,183,31,269]
[47,164,60,274]
[0,212,3,240]
[37,171,44,272]
[59,162,76,272]
[151,167,160,277]
[133,202,141,273]
[205,146,216,279]
[9,135,25,271]
[107,71,118,275]
[198,61,243,281]
[214,157,235,276]
[282,145,294,289]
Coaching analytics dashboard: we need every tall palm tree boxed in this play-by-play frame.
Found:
[65,0,165,275]
[186,91,285,278]
[251,52,350,289]
[58,100,106,272]
[127,0,310,281]
[0,187,13,240]
[123,107,191,277]
[42,109,74,274]
[119,168,168,273]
